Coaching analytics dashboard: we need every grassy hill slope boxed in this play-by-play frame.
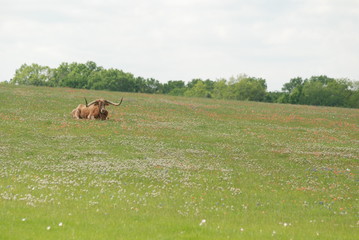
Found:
[0,84,358,239]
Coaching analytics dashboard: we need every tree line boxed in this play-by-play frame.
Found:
[6,61,359,108]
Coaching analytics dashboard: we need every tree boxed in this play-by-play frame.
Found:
[11,63,52,86]
[10,61,358,108]
[51,62,70,87]
[163,80,186,95]
[51,61,103,89]
[264,91,283,103]
[143,78,162,93]
[348,88,359,108]
[203,79,215,93]
[87,71,107,90]
[282,77,303,93]
[227,76,267,101]
[299,76,352,107]
[347,80,359,108]
[186,79,203,89]
[280,77,304,104]
[213,79,228,99]
[100,68,135,92]
[184,80,211,98]
[65,63,89,89]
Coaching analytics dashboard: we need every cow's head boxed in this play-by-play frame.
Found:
[85,98,123,114]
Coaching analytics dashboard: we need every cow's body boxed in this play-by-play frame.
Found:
[71,104,101,119]
[71,98,122,120]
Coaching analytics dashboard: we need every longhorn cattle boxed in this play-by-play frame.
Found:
[71,98,123,120]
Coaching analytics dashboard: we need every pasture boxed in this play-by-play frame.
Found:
[0,84,358,239]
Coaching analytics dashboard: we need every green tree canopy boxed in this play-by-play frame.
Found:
[184,80,211,98]
[8,61,359,108]
[227,75,267,101]
[10,63,52,86]
[300,76,352,107]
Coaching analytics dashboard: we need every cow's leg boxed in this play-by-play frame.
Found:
[87,113,95,120]
[74,109,81,119]
[71,109,76,118]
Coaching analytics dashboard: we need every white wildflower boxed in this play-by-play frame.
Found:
[199,219,206,226]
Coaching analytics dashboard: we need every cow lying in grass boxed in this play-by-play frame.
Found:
[71,98,123,120]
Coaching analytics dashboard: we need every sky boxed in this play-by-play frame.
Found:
[1,0,359,91]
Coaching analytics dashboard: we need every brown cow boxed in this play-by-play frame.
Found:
[71,98,123,120]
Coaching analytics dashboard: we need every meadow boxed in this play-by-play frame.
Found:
[0,84,358,239]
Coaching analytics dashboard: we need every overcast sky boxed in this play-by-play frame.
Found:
[1,0,359,91]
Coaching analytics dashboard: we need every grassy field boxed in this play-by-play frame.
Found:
[0,84,358,239]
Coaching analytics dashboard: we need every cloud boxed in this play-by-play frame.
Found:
[1,0,359,90]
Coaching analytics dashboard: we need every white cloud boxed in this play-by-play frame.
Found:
[1,0,358,90]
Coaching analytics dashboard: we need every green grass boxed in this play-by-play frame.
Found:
[0,84,358,239]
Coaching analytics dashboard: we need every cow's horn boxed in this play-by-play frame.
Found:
[86,99,98,106]
[106,97,123,106]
